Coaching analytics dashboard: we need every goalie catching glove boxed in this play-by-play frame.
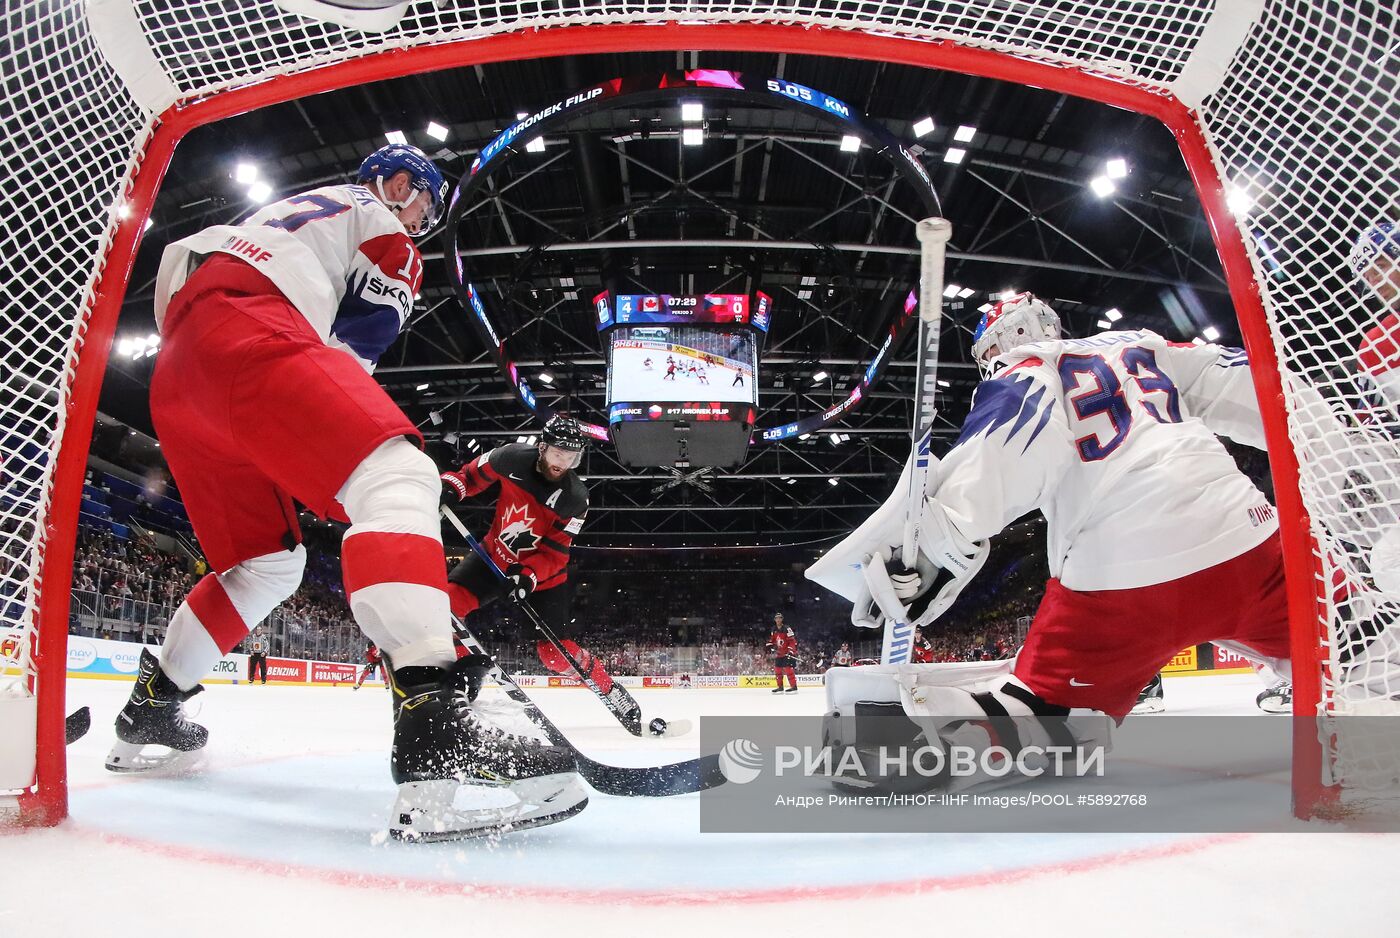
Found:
[851,498,990,631]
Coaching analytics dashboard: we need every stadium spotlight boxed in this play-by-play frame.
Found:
[943,147,966,164]
[538,372,555,385]
[426,121,449,142]
[1202,325,1221,341]
[954,124,977,143]
[936,379,950,388]
[681,101,703,122]
[911,116,935,138]
[999,290,1017,301]
[1090,176,1116,198]
[811,370,829,383]
[247,181,273,202]
[827,478,839,486]
[681,127,704,146]
[1097,319,1112,329]
[957,287,975,298]
[943,283,962,298]
[839,135,861,152]
[234,162,259,184]
[1226,187,1254,216]
[1106,157,1129,179]
[429,410,444,426]
[415,382,430,391]
[525,137,546,153]
[384,130,408,145]
[1105,308,1123,322]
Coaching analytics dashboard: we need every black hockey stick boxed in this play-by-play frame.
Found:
[448,611,725,797]
[441,506,690,738]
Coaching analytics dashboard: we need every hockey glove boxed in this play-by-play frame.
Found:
[440,469,469,504]
[503,563,538,601]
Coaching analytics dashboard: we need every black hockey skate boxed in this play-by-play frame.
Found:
[105,648,209,773]
[1256,679,1292,714]
[388,659,587,842]
[1130,673,1165,715]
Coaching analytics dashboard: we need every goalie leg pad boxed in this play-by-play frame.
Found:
[823,663,1111,794]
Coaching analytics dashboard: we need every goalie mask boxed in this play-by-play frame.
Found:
[1348,221,1400,304]
[970,292,1061,378]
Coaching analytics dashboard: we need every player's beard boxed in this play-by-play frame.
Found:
[537,457,567,482]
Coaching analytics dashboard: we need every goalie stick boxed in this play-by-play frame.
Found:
[440,506,692,739]
[447,609,725,797]
[873,217,952,666]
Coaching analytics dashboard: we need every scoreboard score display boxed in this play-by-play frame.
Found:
[600,291,769,467]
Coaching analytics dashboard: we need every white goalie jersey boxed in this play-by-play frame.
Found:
[153,184,423,372]
[935,329,1275,591]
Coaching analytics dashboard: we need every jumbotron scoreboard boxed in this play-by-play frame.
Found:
[598,290,771,467]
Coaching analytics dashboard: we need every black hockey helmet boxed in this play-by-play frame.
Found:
[541,413,589,452]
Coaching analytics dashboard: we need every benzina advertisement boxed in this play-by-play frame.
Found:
[264,658,308,682]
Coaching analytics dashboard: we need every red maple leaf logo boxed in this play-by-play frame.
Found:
[497,503,540,558]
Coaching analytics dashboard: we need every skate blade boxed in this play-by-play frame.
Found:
[388,773,588,842]
[1130,699,1165,715]
[104,740,206,776]
[1257,699,1291,714]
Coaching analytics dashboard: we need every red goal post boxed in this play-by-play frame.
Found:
[2,1,1393,825]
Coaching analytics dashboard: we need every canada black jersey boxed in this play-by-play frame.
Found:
[445,443,588,589]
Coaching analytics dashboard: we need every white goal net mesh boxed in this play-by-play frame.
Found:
[2,0,1396,811]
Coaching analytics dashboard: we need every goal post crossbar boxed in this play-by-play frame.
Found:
[7,8,1363,824]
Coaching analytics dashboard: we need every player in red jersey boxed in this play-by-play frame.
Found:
[766,613,799,693]
[441,415,619,696]
[911,626,934,664]
[353,641,385,690]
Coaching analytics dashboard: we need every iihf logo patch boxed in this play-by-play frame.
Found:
[498,504,540,557]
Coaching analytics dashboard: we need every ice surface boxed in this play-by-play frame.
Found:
[5,673,1398,937]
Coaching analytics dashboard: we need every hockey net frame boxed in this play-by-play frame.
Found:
[2,0,1396,825]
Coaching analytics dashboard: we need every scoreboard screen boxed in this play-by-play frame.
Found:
[607,325,757,409]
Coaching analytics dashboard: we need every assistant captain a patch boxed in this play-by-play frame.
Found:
[498,503,541,557]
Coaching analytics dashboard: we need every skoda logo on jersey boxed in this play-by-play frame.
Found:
[498,503,540,558]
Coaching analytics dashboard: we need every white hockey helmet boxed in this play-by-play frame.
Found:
[970,292,1061,377]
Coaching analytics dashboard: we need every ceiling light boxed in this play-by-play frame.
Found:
[525,137,546,153]
[943,283,962,298]
[801,275,816,286]
[467,438,480,450]
[559,276,575,287]
[415,382,430,391]
[1096,319,1112,329]
[1090,176,1116,198]
[799,433,811,441]
[246,181,272,203]
[538,372,555,385]
[117,338,133,357]
[429,410,444,426]
[681,101,703,122]
[956,286,975,299]
[1105,157,1129,179]
[1105,307,1123,321]
[425,121,449,142]
[977,303,994,313]
[442,432,458,445]
[563,290,578,300]
[234,162,259,184]
[999,290,1017,301]
[385,130,408,145]
[943,147,967,164]
[839,135,861,152]
[797,289,813,300]
[682,127,704,146]
[827,478,839,486]
[515,111,528,120]
[1226,187,1253,216]
[954,124,977,143]
[526,435,538,445]
[1202,325,1221,341]
[829,433,846,446]
[1191,337,1206,346]
[516,435,528,443]
[911,116,935,138]
[811,370,829,383]
[936,379,950,388]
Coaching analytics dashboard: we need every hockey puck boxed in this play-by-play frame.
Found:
[648,717,669,737]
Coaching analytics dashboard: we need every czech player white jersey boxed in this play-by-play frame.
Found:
[936,329,1275,591]
[153,184,423,371]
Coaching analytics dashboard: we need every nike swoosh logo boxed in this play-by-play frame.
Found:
[1068,678,1093,687]
[508,473,524,481]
